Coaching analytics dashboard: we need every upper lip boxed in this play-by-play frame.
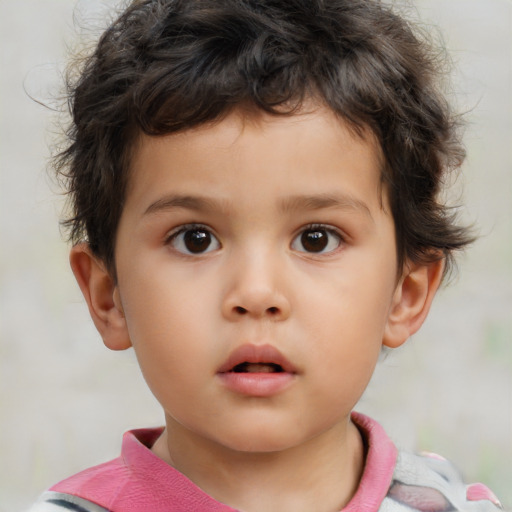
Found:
[217,344,297,374]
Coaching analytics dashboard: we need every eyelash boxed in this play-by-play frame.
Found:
[164,223,345,256]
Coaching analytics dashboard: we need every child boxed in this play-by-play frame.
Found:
[30,0,503,510]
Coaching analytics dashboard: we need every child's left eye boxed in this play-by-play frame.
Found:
[291,225,343,254]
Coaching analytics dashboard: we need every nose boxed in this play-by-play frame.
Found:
[221,252,291,321]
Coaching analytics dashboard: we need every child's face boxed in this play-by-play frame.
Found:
[113,105,402,453]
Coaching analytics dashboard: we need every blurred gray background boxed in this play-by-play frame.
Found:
[0,0,511,510]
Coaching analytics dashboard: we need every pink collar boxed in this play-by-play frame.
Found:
[343,412,398,511]
[120,412,397,511]
[53,412,397,511]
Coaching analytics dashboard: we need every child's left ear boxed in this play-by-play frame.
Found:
[383,258,444,348]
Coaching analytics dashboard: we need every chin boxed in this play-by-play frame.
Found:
[211,422,312,455]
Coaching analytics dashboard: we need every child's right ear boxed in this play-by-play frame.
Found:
[69,243,132,351]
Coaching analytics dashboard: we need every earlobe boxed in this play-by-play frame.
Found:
[383,258,444,349]
[69,243,132,351]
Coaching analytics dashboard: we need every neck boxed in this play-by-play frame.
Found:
[152,415,365,512]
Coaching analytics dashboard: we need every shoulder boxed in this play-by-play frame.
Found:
[27,458,126,512]
[29,428,164,511]
[28,427,238,512]
[351,413,502,511]
[380,450,503,511]
[27,491,110,512]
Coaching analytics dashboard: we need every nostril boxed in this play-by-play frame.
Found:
[233,306,280,316]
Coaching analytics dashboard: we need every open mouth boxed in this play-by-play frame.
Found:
[217,344,296,396]
[217,344,297,375]
[231,362,284,373]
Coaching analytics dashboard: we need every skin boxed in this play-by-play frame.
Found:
[71,105,443,512]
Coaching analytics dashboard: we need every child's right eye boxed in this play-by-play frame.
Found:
[166,225,221,255]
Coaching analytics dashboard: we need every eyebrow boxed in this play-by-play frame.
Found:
[279,194,374,221]
[143,192,374,221]
[143,195,229,216]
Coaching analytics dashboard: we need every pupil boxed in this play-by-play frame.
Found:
[184,229,211,253]
[301,230,328,252]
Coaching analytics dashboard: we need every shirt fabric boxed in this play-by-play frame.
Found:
[30,413,502,512]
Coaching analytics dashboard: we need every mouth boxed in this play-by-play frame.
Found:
[231,362,285,373]
[217,344,297,375]
[217,344,297,397]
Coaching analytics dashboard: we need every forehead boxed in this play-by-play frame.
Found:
[125,105,387,216]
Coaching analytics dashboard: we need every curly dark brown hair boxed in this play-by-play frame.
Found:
[56,0,474,278]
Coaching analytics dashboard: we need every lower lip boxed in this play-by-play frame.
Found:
[218,372,295,397]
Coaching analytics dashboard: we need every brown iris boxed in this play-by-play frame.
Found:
[300,229,329,252]
[184,229,212,253]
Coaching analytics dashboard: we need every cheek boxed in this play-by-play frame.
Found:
[124,295,214,414]
[118,262,223,380]
[296,256,395,375]
[301,259,395,331]
[120,256,206,333]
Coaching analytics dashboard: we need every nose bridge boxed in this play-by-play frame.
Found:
[222,241,290,320]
